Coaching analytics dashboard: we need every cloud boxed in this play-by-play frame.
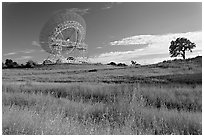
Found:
[102,4,113,9]
[3,49,35,56]
[110,35,152,46]
[110,31,202,47]
[3,52,18,56]
[90,31,202,65]
[32,41,41,47]
[89,49,145,64]
[96,46,102,49]
[66,8,90,15]
[21,49,35,54]
[16,56,33,60]
[102,2,122,10]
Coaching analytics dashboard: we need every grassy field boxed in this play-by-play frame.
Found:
[2,56,202,135]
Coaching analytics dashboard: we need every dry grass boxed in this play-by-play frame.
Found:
[2,82,202,135]
[3,58,201,83]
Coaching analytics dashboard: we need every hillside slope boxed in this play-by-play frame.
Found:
[2,56,202,84]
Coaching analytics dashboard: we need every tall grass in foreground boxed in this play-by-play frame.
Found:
[2,83,202,135]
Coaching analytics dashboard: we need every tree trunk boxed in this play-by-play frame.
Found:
[182,51,185,59]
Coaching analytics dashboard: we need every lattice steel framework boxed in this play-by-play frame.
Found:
[39,9,88,63]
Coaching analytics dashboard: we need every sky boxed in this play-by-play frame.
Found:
[2,2,202,65]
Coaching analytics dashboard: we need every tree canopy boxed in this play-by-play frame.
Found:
[3,59,37,69]
[5,59,19,68]
[169,37,196,59]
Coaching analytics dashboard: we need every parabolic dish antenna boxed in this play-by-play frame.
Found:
[39,9,88,64]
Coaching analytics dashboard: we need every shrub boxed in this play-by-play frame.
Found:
[2,62,6,68]
[4,59,19,68]
[25,60,37,68]
[107,62,117,66]
[43,60,53,65]
[117,63,127,67]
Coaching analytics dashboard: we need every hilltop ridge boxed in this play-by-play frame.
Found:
[2,56,202,84]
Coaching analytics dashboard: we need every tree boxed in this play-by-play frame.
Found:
[131,60,137,65]
[12,61,19,68]
[43,59,53,65]
[67,56,75,60]
[25,60,37,68]
[117,63,127,66]
[5,59,13,68]
[169,37,196,59]
[20,64,25,68]
[2,62,6,68]
[131,60,140,66]
[107,62,117,66]
[4,59,19,68]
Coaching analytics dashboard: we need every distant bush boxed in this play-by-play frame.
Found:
[107,62,117,66]
[88,69,97,72]
[2,62,6,68]
[20,64,25,68]
[43,59,53,65]
[3,59,39,69]
[131,60,140,66]
[95,62,102,65]
[117,63,127,66]
[107,62,127,67]
[4,59,19,68]
[25,60,37,68]
[5,59,13,68]
[67,56,75,60]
